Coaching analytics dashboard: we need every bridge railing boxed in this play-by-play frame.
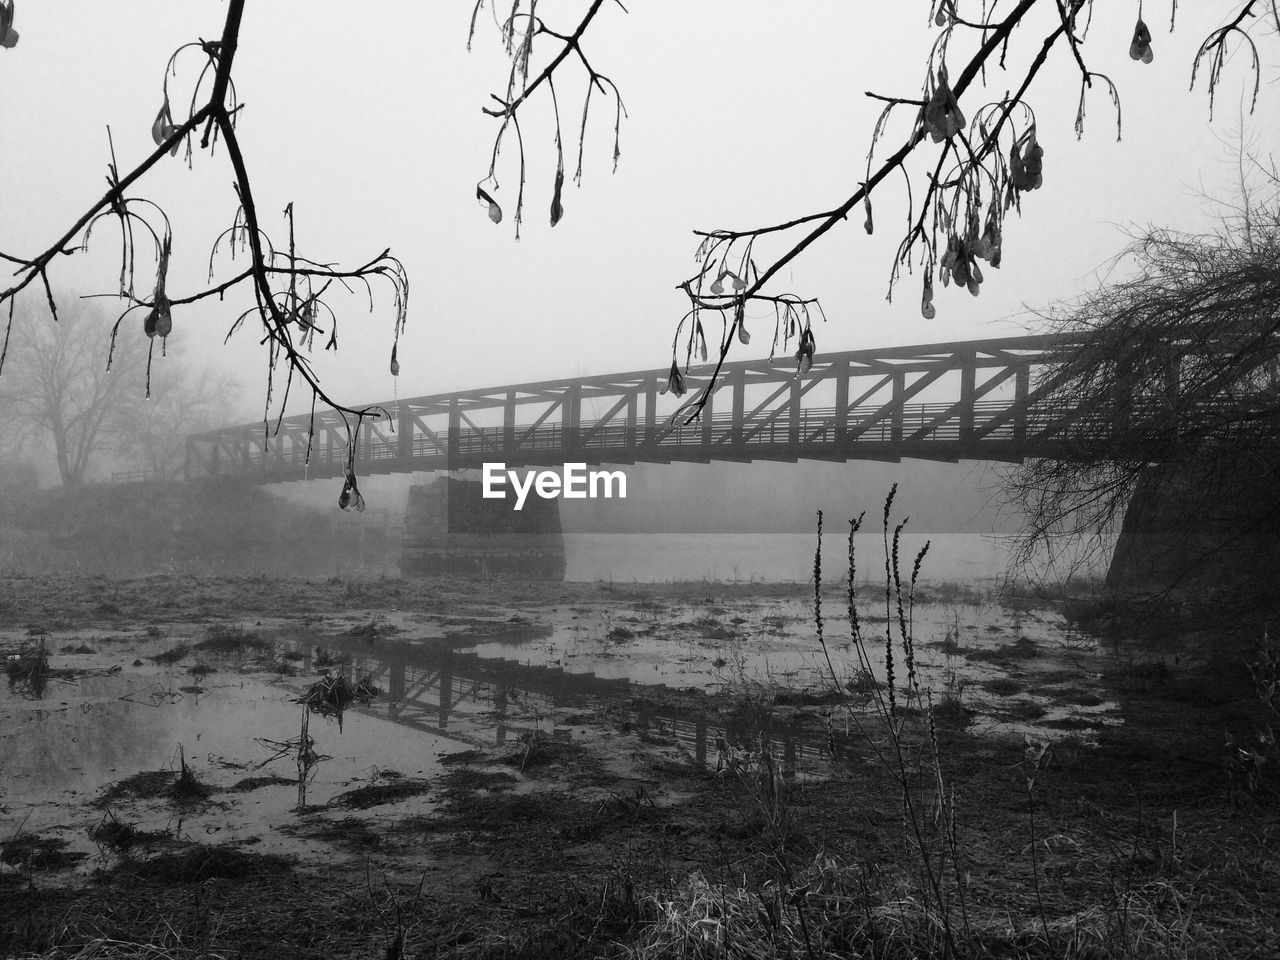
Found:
[190,397,1107,480]
[184,334,1132,481]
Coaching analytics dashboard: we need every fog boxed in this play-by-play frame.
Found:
[0,5,1273,580]
[2,4,1275,421]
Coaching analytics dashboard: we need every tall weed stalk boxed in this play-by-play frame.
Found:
[813,486,970,955]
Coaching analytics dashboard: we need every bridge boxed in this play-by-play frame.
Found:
[184,332,1126,483]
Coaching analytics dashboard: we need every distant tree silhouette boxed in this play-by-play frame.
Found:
[0,298,232,485]
[0,300,146,485]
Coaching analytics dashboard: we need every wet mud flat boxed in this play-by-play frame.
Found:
[1,573,1277,959]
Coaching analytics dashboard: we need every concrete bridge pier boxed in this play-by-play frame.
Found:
[1106,460,1280,597]
[399,475,567,580]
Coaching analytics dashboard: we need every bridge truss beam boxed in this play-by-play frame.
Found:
[184,333,1093,483]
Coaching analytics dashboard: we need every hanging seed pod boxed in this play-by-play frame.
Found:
[795,328,816,374]
[663,361,686,397]
[1129,18,1153,63]
[550,166,565,227]
[150,100,181,157]
[339,473,365,512]
[154,299,172,338]
[390,343,400,376]
[476,184,502,224]
[0,0,19,48]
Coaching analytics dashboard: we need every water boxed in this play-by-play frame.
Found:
[562,532,1101,584]
[0,550,1118,875]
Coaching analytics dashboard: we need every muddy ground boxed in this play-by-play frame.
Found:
[0,573,1277,959]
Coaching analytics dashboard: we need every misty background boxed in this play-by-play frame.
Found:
[1,4,1277,576]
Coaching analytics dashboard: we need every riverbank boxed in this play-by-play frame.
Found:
[1,573,1275,959]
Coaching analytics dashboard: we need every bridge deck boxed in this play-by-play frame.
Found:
[185,333,1152,482]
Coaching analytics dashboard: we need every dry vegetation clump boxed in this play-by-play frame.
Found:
[296,673,378,723]
[0,834,85,872]
[148,641,190,664]
[94,753,210,807]
[0,863,476,960]
[346,615,400,640]
[442,768,519,793]
[440,790,568,830]
[965,635,1040,663]
[283,816,387,852]
[226,774,294,793]
[331,778,431,810]
[95,770,176,806]
[624,857,1197,960]
[5,637,54,697]
[193,623,273,657]
[59,642,96,655]
[168,753,211,803]
[498,729,588,773]
[87,811,171,853]
[109,845,294,886]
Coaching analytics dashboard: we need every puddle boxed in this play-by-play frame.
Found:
[454,597,1120,740]
[0,665,459,872]
[1,590,1118,878]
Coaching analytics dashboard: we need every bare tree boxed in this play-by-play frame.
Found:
[0,299,147,485]
[1003,181,1280,591]
[114,354,239,482]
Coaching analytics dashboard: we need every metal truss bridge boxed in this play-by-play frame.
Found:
[186,333,1108,483]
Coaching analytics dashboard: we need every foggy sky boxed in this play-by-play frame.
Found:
[2,3,1277,423]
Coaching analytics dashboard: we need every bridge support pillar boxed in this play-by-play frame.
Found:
[1107,458,1280,600]
[400,475,566,580]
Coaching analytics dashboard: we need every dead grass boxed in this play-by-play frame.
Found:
[94,758,209,807]
[442,769,518,792]
[0,835,85,872]
[95,771,176,806]
[330,778,431,810]
[498,730,588,773]
[87,812,171,853]
[226,774,295,793]
[115,846,293,884]
[623,856,1199,960]
[148,642,190,665]
[193,623,272,657]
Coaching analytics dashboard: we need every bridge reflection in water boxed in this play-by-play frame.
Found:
[281,635,829,781]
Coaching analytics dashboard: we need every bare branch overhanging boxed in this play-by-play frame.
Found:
[475,0,1278,425]
[0,0,409,509]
